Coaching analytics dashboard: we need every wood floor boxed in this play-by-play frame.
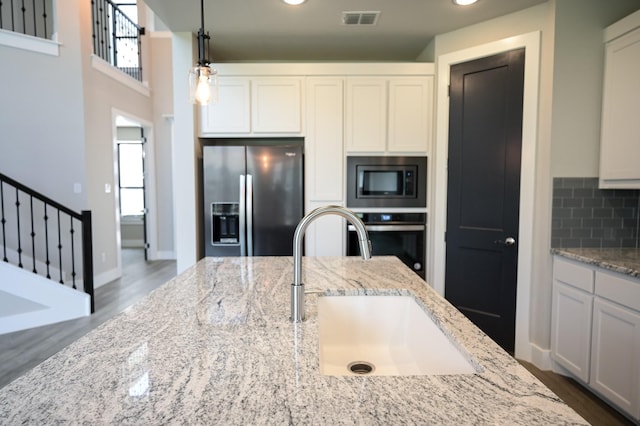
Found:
[0,249,177,388]
[0,252,635,425]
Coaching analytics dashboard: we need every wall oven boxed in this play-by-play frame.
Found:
[346,212,426,279]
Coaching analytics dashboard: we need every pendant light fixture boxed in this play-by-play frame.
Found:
[189,0,218,105]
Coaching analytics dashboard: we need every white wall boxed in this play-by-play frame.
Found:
[550,0,640,178]
[149,34,175,259]
[0,0,87,211]
[431,0,640,364]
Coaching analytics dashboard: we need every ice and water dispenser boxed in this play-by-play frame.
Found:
[211,203,240,245]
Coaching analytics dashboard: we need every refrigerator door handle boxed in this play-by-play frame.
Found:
[246,174,254,256]
[239,175,247,256]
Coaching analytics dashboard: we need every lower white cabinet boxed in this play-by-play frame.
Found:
[551,255,640,422]
[551,281,593,383]
[590,297,640,419]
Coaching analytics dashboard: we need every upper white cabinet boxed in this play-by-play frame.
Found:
[200,76,302,136]
[200,78,251,134]
[599,10,640,189]
[388,77,433,152]
[345,77,433,154]
[251,78,302,133]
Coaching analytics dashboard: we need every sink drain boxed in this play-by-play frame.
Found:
[347,361,375,375]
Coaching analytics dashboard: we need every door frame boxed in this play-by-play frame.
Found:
[431,31,541,361]
[111,109,159,269]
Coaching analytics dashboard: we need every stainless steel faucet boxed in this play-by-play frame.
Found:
[291,205,372,322]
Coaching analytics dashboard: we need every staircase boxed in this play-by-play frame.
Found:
[0,173,94,334]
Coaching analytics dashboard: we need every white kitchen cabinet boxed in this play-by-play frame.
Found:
[200,78,251,134]
[388,77,433,153]
[345,78,387,152]
[590,297,640,419]
[305,77,344,201]
[345,77,432,154]
[304,77,345,257]
[599,10,640,189]
[551,257,594,383]
[304,201,345,257]
[251,77,302,133]
[199,76,302,136]
[551,255,640,422]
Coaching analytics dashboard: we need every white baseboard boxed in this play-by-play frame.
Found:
[156,250,176,260]
[93,267,122,289]
[529,342,553,370]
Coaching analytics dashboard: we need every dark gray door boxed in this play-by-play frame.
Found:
[445,48,525,353]
[246,145,303,256]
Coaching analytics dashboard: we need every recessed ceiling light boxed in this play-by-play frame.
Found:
[283,0,306,5]
[453,0,478,5]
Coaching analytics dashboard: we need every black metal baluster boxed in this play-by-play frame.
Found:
[0,181,7,262]
[57,209,63,284]
[44,203,51,279]
[30,196,37,273]
[15,188,23,268]
[82,211,95,313]
[0,1,4,31]
[111,4,117,67]
[10,0,15,34]
[70,216,77,289]
[42,0,47,38]
[20,0,25,34]
[31,0,36,37]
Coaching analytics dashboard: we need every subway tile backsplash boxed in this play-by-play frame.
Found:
[552,177,639,248]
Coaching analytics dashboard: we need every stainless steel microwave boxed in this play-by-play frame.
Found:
[346,156,427,208]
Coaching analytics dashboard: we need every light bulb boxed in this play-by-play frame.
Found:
[195,74,211,105]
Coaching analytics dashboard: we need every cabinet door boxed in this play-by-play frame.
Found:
[345,78,387,152]
[200,78,251,134]
[599,28,640,189]
[551,281,593,383]
[387,77,433,153]
[305,77,344,201]
[590,297,640,419]
[251,77,302,133]
[304,201,345,257]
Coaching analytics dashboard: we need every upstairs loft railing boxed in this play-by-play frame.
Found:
[0,173,95,313]
[0,0,54,39]
[91,0,145,82]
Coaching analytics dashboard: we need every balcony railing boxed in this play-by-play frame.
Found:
[0,0,54,39]
[91,0,145,82]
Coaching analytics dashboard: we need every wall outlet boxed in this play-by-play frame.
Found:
[105,183,112,193]
[101,252,107,263]
[73,183,82,194]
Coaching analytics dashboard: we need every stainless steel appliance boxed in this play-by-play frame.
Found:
[346,156,427,208]
[346,212,426,279]
[203,142,303,257]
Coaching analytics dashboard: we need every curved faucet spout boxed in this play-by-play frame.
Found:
[291,205,372,322]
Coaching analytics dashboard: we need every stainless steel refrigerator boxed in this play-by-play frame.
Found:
[203,143,304,257]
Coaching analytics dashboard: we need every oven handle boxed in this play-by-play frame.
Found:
[348,224,425,232]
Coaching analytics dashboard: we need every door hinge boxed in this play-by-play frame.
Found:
[448,85,451,97]
[444,231,447,242]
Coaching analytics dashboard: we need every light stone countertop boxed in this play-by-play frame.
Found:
[0,256,587,425]
[551,247,640,278]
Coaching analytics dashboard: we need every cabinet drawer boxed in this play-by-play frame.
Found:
[553,257,595,293]
[595,270,640,312]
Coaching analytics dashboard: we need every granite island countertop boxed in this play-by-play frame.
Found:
[0,256,587,425]
[551,247,640,278]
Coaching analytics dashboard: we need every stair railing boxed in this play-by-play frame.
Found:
[0,173,94,313]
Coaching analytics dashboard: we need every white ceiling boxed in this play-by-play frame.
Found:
[144,0,548,61]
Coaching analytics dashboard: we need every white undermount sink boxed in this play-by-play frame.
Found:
[317,295,479,376]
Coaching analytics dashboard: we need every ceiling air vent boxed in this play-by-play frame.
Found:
[342,11,380,26]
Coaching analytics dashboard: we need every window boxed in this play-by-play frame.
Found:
[117,142,145,217]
